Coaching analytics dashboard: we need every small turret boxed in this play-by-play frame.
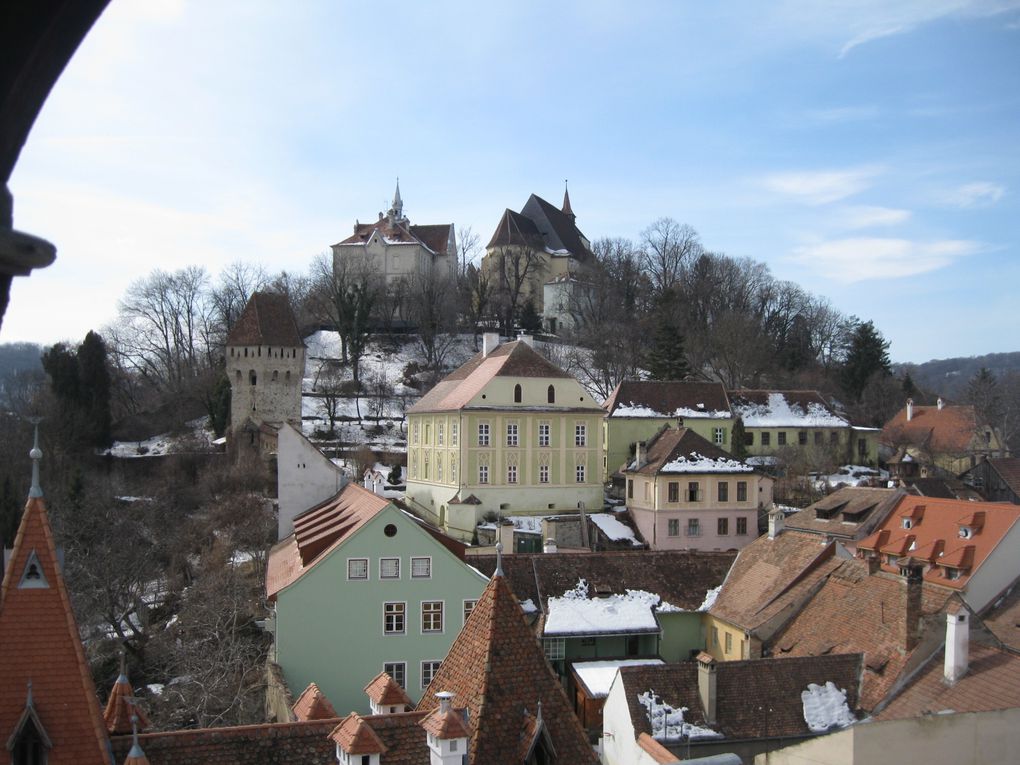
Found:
[562,180,575,223]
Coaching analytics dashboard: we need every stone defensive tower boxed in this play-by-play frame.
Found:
[225,292,305,440]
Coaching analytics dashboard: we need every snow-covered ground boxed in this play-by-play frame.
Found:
[813,464,889,490]
[105,417,216,458]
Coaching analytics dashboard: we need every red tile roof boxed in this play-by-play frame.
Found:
[0,497,111,764]
[291,682,338,722]
[785,487,903,540]
[336,220,454,256]
[104,668,150,734]
[364,672,413,709]
[625,426,756,476]
[225,292,303,347]
[330,712,388,754]
[416,572,597,763]
[856,495,1020,591]
[418,705,470,740]
[327,711,429,765]
[881,403,983,455]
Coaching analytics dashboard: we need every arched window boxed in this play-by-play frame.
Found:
[272,370,279,381]
[244,347,248,357]
[514,384,522,403]
[286,370,291,382]
[236,370,241,383]
[249,370,257,386]
[547,385,555,404]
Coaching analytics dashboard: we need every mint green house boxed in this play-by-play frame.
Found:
[266,482,487,715]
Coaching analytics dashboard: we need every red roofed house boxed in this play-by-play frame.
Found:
[331,182,456,292]
[882,397,1008,479]
[856,495,1020,612]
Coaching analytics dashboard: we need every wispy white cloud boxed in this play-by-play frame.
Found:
[789,236,983,281]
[838,205,912,228]
[761,166,883,205]
[804,105,880,123]
[938,181,1006,208]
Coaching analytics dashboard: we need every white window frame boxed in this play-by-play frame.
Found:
[383,661,406,688]
[538,422,550,447]
[507,464,518,484]
[687,518,701,537]
[380,557,400,580]
[411,556,432,579]
[667,518,680,537]
[412,421,420,444]
[478,422,490,447]
[463,599,478,624]
[421,660,442,689]
[421,600,444,634]
[714,427,725,445]
[437,422,444,446]
[347,557,369,581]
[506,422,519,447]
[539,464,549,484]
[544,638,565,660]
[575,423,587,447]
[384,602,406,636]
[479,464,489,484]
[576,463,586,483]
[451,421,459,446]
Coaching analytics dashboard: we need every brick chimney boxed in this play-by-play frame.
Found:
[902,563,924,652]
[944,608,969,685]
[866,554,881,576]
[696,652,717,724]
[482,332,500,357]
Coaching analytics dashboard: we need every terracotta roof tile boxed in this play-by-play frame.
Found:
[985,457,1020,496]
[786,487,902,539]
[0,497,112,764]
[415,572,597,763]
[983,582,1020,652]
[604,380,731,417]
[881,403,982,455]
[291,682,338,722]
[337,220,454,256]
[330,712,388,754]
[364,672,413,709]
[418,706,470,740]
[225,292,303,347]
[104,670,150,735]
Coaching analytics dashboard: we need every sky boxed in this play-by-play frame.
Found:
[5,0,1020,364]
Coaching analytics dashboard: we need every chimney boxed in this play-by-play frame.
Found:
[482,332,500,357]
[768,507,784,540]
[906,398,914,421]
[543,538,558,554]
[937,397,945,411]
[498,521,515,553]
[866,554,881,576]
[902,563,923,652]
[635,441,645,469]
[944,609,969,685]
[436,691,453,714]
[696,652,717,724]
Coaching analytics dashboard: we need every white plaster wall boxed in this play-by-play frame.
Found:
[277,423,347,539]
[963,516,1020,612]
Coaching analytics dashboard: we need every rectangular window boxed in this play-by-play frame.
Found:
[667,518,680,536]
[627,479,634,499]
[668,481,679,503]
[506,422,518,447]
[737,481,748,502]
[798,431,808,446]
[425,423,431,444]
[380,558,400,579]
[725,632,733,653]
[575,423,587,447]
[384,602,405,635]
[858,438,868,457]
[778,432,787,446]
[736,517,748,535]
[437,458,443,482]
[451,458,458,483]
[538,422,550,447]
[384,661,406,689]
[761,432,771,446]
[712,626,719,646]
[718,517,729,535]
[413,421,420,444]
[714,427,725,445]
[422,601,443,633]
[687,518,701,537]
[539,464,549,483]
[814,431,822,445]
[478,423,490,447]
[421,660,441,689]
[423,453,430,480]
[463,599,477,624]
[643,481,651,501]
[718,482,728,502]
[746,432,754,446]
[576,464,586,483]
[411,557,431,579]
[688,481,700,502]
[437,423,444,446]
[507,464,518,484]
[544,638,565,661]
[479,465,489,484]
[830,431,839,444]
[451,422,458,446]
[347,558,368,580]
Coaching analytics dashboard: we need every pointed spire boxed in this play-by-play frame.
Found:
[28,418,42,498]
[124,715,150,765]
[105,647,150,734]
[393,177,402,213]
[494,541,504,577]
[561,180,575,222]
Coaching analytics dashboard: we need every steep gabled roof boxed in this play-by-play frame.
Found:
[785,486,903,539]
[485,209,542,250]
[337,220,455,257]
[983,580,1020,652]
[881,403,983,455]
[0,496,111,764]
[520,194,591,259]
[415,572,597,763]
[103,661,150,735]
[605,380,731,419]
[364,672,413,709]
[407,340,595,415]
[618,654,862,743]
[225,292,303,347]
[291,682,338,722]
[978,457,1020,497]
[626,427,756,476]
[729,390,848,428]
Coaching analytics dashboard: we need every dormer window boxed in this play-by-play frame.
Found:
[959,526,972,539]
[902,518,912,530]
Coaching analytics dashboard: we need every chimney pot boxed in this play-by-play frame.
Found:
[937,397,945,411]
[866,554,881,576]
[635,441,645,469]
[436,691,454,714]
[482,333,500,357]
[906,399,914,421]
[696,652,717,724]
[903,564,923,652]
[945,610,969,684]
[768,508,784,540]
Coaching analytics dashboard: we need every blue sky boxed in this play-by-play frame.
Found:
[6,0,1019,364]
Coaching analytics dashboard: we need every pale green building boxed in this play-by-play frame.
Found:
[405,335,605,541]
[266,482,487,715]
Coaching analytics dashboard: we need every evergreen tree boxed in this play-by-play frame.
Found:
[518,299,543,334]
[840,320,891,402]
[965,367,1001,427]
[77,331,112,448]
[208,373,232,437]
[0,475,19,549]
[901,371,918,401]
[646,319,691,381]
[730,417,748,460]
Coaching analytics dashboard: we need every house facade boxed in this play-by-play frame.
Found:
[729,389,878,466]
[404,334,604,541]
[961,457,1020,504]
[602,380,735,482]
[267,483,488,714]
[332,182,457,288]
[623,426,772,552]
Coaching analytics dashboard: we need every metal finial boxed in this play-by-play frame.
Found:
[118,647,128,682]
[28,419,43,498]
[26,680,34,708]
[536,699,542,723]
[128,714,145,757]
[494,541,503,577]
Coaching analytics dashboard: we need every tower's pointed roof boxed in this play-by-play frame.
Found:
[225,292,303,347]
[561,181,574,221]
[291,682,338,721]
[392,179,403,214]
[416,571,596,763]
[0,472,111,762]
[103,654,150,735]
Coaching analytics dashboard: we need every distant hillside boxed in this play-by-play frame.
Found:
[0,342,44,396]
[896,351,1020,399]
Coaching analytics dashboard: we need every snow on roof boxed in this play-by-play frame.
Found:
[519,598,538,614]
[611,404,729,420]
[801,682,856,733]
[588,513,643,546]
[697,585,722,612]
[659,452,754,474]
[736,392,847,428]
[544,579,662,636]
[637,690,723,741]
[573,659,664,698]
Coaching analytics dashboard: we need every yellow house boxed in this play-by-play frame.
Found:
[602,380,735,483]
[404,334,604,541]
